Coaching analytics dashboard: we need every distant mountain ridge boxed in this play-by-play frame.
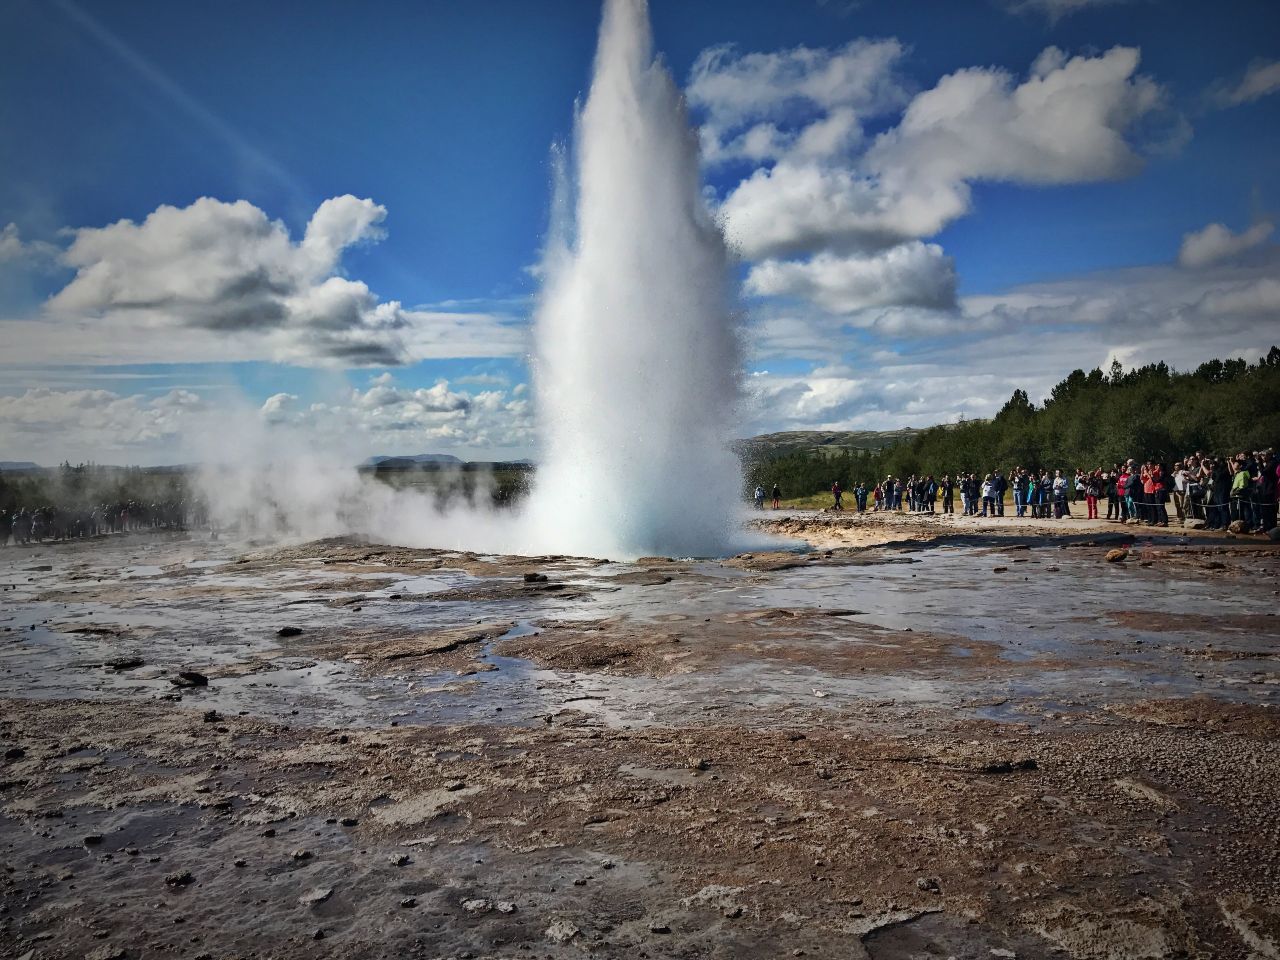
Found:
[736,428,925,459]
[359,453,463,467]
[0,461,41,472]
[358,454,534,474]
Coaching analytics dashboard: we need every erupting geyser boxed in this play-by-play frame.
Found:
[525,0,743,559]
[192,0,745,561]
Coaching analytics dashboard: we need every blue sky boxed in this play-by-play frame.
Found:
[1,0,1278,464]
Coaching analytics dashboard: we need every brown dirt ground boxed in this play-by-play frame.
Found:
[2,694,1277,959]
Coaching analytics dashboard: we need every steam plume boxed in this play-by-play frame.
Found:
[525,0,744,558]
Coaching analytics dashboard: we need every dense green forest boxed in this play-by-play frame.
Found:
[743,348,1280,499]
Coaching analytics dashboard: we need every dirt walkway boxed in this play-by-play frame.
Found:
[757,506,1255,551]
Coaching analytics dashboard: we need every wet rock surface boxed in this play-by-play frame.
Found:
[0,523,1277,958]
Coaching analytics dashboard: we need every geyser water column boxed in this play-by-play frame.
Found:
[526,0,743,560]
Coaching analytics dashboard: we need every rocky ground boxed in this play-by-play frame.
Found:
[1,516,1278,959]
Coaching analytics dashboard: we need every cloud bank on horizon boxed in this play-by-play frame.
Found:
[1,0,1277,465]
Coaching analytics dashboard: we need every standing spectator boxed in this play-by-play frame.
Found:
[1207,458,1231,529]
[1131,463,1145,523]
[1261,451,1279,532]
[1124,461,1141,523]
[1013,469,1029,518]
[1231,458,1252,528]
[831,480,843,511]
[1150,463,1169,526]
[771,482,781,510]
[854,481,868,513]
[941,474,954,514]
[1199,459,1216,528]
[1137,462,1151,522]
[1171,461,1187,523]
[980,475,996,517]
[993,470,1008,516]
[1085,470,1101,520]
[1184,461,1204,521]
[1052,470,1071,519]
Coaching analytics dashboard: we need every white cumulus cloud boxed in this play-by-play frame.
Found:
[0,223,27,263]
[999,0,1138,23]
[1209,59,1280,108]
[351,381,471,415]
[745,242,957,315]
[717,45,1175,262]
[869,46,1163,187]
[0,376,535,466]
[689,38,908,127]
[1178,221,1274,269]
[260,393,299,423]
[0,222,59,266]
[25,196,527,369]
[741,232,1280,435]
[46,195,406,366]
[722,162,968,259]
[0,388,205,456]
[689,38,908,166]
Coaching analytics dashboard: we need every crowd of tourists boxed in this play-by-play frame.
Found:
[758,448,1279,534]
[1,499,202,546]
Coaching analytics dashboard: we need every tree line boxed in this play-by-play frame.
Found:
[0,463,188,513]
[743,347,1280,499]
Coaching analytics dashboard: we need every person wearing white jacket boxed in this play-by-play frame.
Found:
[1052,470,1071,519]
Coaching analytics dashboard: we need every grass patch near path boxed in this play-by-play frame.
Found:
[752,494,845,511]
